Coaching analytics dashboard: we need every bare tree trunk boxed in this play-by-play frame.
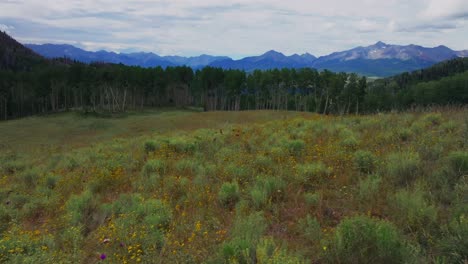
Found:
[3,97,7,120]
[122,89,127,112]
[323,92,329,114]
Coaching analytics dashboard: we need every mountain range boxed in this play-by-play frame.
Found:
[26,42,468,77]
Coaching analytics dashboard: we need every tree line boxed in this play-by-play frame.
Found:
[0,62,370,120]
[1,29,467,120]
[1,59,468,120]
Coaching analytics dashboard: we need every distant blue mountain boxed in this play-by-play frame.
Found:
[25,44,229,68]
[210,50,317,71]
[310,42,466,76]
[26,42,468,77]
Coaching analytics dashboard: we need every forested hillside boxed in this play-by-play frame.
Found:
[367,58,468,110]
[0,31,45,71]
[1,32,467,120]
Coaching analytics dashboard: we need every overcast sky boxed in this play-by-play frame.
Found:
[0,0,467,58]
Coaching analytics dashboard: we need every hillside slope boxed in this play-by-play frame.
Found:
[0,31,45,71]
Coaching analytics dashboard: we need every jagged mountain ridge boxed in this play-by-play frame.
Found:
[25,44,230,68]
[25,41,468,76]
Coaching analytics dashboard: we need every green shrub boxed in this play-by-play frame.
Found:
[422,113,443,126]
[325,216,411,263]
[112,195,172,230]
[250,187,268,210]
[142,159,167,177]
[225,164,252,182]
[357,174,382,203]
[440,120,458,133]
[268,146,288,162]
[168,137,198,153]
[21,199,49,220]
[65,191,107,234]
[19,168,40,189]
[416,140,444,161]
[340,136,359,149]
[296,162,332,187]
[144,140,159,153]
[0,153,26,174]
[0,227,60,263]
[385,152,421,186]
[339,129,359,149]
[285,139,306,156]
[140,199,173,229]
[221,212,267,263]
[164,176,190,201]
[250,176,285,209]
[0,206,11,233]
[255,237,306,264]
[354,150,377,173]
[9,193,29,209]
[304,192,321,207]
[45,174,59,190]
[397,128,412,142]
[193,163,217,186]
[389,188,437,231]
[175,158,197,174]
[218,181,240,206]
[437,215,468,263]
[254,155,274,172]
[298,214,321,243]
[448,151,468,176]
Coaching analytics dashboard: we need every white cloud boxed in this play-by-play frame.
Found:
[0,0,467,57]
[422,0,468,19]
[0,24,14,33]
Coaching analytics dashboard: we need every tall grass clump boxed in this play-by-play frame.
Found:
[357,174,382,205]
[284,139,306,157]
[339,128,359,149]
[389,188,438,232]
[353,150,377,174]
[0,153,26,174]
[447,151,468,177]
[141,159,167,178]
[218,181,240,207]
[421,113,443,126]
[296,162,332,187]
[437,215,468,263]
[255,237,307,264]
[108,194,172,256]
[175,158,197,174]
[324,216,412,263]
[298,214,322,243]
[138,199,173,229]
[396,128,413,142]
[225,163,252,183]
[19,168,40,189]
[304,191,322,207]
[144,140,160,153]
[0,206,11,233]
[167,136,198,154]
[385,152,421,186]
[221,211,267,263]
[253,155,274,173]
[250,176,285,209]
[65,191,106,234]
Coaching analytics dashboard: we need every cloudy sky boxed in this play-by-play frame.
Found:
[0,0,467,58]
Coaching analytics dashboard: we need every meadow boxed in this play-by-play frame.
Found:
[0,108,467,263]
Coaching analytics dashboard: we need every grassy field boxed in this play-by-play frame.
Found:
[0,108,467,263]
